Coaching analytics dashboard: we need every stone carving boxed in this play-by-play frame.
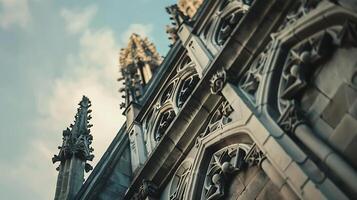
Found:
[275,22,357,133]
[119,34,162,70]
[240,44,270,103]
[178,0,204,18]
[203,100,233,136]
[216,3,248,46]
[277,102,306,133]
[143,55,199,151]
[244,144,265,167]
[177,74,200,108]
[275,30,335,134]
[166,4,190,45]
[176,56,199,109]
[161,82,175,105]
[201,0,251,53]
[210,69,226,95]
[264,7,357,195]
[278,0,321,31]
[155,109,176,141]
[52,96,94,172]
[169,161,192,200]
[118,34,162,109]
[178,55,194,71]
[202,144,263,200]
[279,31,335,102]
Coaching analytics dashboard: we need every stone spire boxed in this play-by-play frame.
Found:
[178,0,203,18]
[52,96,94,200]
[118,33,162,109]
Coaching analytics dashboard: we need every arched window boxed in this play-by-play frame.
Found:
[153,108,176,141]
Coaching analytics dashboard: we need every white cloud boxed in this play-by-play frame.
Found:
[0,2,161,200]
[121,23,153,43]
[0,0,32,29]
[32,7,157,199]
[60,5,97,34]
[79,29,119,77]
[35,5,125,186]
[0,139,57,199]
[36,27,124,169]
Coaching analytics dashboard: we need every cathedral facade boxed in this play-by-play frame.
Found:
[53,0,357,199]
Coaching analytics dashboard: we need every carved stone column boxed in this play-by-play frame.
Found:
[178,24,213,77]
[277,102,357,193]
[128,123,147,173]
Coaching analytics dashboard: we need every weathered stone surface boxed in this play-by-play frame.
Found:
[247,116,270,146]
[256,181,284,200]
[329,113,357,152]
[277,135,307,164]
[322,83,357,128]
[53,96,94,200]
[237,170,269,200]
[264,137,292,172]
[299,159,325,184]
[280,183,299,200]
[54,1,357,200]
[285,162,308,192]
[302,181,326,200]
[318,178,349,200]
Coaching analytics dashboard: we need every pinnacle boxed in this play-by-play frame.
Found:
[119,33,161,69]
[52,95,95,172]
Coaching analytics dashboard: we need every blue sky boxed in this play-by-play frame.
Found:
[0,0,174,199]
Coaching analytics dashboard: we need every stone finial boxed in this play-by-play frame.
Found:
[165,4,189,45]
[177,0,204,18]
[52,96,94,171]
[119,33,162,70]
[118,34,162,109]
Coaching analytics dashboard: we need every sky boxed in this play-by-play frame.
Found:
[0,0,175,199]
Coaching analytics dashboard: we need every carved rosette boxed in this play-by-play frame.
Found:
[210,69,226,95]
